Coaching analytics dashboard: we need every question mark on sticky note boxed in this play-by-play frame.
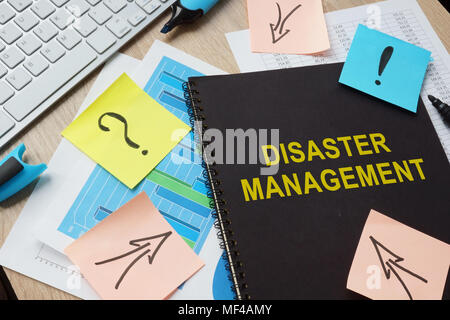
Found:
[98,112,148,156]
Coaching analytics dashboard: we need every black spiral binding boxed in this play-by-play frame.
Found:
[183,81,250,300]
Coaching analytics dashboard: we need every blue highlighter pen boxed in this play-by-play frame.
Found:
[161,0,220,34]
[0,144,47,202]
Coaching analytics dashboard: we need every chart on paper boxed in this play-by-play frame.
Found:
[57,57,214,255]
[226,0,450,161]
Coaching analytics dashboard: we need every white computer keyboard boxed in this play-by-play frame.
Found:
[0,0,175,149]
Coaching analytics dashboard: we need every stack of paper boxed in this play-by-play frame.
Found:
[0,42,230,300]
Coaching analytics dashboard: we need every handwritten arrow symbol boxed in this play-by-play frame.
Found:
[270,2,302,44]
[369,236,427,300]
[95,231,172,289]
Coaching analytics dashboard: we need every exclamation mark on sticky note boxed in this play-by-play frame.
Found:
[375,46,394,86]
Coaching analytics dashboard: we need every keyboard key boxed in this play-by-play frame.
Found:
[34,21,58,42]
[66,0,90,17]
[41,40,66,63]
[88,3,112,25]
[0,81,14,104]
[50,9,75,30]
[17,34,42,55]
[1,46,25,68]
[7,0,32,12]
[56,28,81,49]
[136,0,152,8]
[103,0,127,13]
[4,42,97,121]
[0,3,16,25]
[73,15,97,37]
[0,110,15,138]
[86,28,115,54]
[127,10,146,27]
[6,67,32,90]
[31,0,56,19]
[0,23,23,44]
[142,1,161,15]
[14,11,40,32]
[50,0,69,7]
[86,0,101,5]
[0,42,4,53]
[23,53,49,76]
[0,64,7,77]
[106,17,130,38]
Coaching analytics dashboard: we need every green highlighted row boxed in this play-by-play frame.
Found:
[146,169,210,208]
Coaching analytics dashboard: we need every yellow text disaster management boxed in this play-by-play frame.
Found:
[240,133,426,202]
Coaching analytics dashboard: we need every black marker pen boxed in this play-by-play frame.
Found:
[428,95,450,124]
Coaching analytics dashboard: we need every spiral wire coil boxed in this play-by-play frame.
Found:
[183,81,250,300]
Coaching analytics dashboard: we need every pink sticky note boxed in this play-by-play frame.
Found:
[247,0,330,55]
[347,210,450,300]
[65,193,204,300]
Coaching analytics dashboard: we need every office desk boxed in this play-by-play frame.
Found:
[0,0,449,300]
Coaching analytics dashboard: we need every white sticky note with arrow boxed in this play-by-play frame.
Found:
[247,0,330,55]
[65,193,205,300]
[347,210,450,300]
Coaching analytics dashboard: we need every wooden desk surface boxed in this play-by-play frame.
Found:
[1,0,449,300]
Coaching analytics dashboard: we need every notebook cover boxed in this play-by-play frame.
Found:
[0,267,16,300]
[187,63,450,299]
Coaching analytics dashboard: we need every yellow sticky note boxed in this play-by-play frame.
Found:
[63,73,191,189]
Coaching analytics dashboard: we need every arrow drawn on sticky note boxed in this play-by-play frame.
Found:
[270,2,302,44]
[95,231,172,289]
[369,236,428,300]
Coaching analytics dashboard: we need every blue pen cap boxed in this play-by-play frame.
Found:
[180,0,220,13]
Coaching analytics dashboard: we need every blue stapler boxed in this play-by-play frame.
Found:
[0,144,47,202]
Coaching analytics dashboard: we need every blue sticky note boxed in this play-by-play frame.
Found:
[339,25,431,113]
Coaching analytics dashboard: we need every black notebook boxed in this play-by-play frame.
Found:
[183,63,450,300]
[0,267,16,300]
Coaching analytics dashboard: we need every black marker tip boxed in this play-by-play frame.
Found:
[160,24,172,34]
[428,95,436,103]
